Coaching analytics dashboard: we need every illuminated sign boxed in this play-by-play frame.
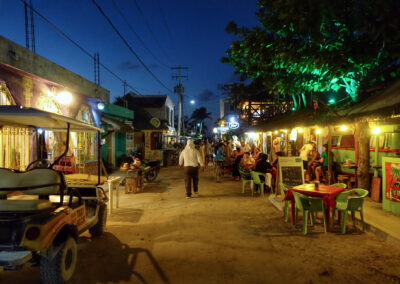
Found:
[228,121,239,129]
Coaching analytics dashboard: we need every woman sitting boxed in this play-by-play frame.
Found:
[241,152,255,170]
[315,144,336,183]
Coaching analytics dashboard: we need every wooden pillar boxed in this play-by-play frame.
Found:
[327,125,333,185]
[355,120,370,190]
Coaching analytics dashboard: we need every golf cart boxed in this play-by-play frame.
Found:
[0,106,108,283]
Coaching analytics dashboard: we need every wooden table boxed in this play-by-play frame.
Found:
[283,183,346,229]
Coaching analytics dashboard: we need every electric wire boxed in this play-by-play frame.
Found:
[154,0,173,44]
[132,0,172,63]
[91,0,173,93]
[111,0,169,69]
[19,0,142,95]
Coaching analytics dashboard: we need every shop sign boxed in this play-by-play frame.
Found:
[150,118,161,128]
[228,121,239,129]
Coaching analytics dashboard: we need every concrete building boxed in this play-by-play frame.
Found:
[0,36,109,171]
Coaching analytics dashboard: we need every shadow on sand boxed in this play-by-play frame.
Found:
[73,232,170,284]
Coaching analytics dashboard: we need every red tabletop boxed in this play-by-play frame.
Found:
[283,184,346,228]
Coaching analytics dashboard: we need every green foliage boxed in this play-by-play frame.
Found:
[222,0,400,103]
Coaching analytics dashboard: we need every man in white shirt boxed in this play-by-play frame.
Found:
[299,141,316,169]
[179,140,204,198]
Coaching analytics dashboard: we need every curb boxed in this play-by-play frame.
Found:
[267,194,400,249]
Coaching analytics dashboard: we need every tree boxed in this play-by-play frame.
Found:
[190,107,212,135]
[222,0,399,103]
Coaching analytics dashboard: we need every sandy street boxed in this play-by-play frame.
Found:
[2,166,400,284]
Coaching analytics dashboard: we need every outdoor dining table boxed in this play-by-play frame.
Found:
[283,183,346,229]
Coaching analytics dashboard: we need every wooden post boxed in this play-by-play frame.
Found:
[327,125,333,185]
[355,120,370,190]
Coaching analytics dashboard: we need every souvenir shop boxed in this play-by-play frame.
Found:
[0,62,103,173]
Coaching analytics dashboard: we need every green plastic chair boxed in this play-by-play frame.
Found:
[250,171,266,197]
[292,191,327,235]
[332,188,368,234]
[280,183,290,222]
[331,183,347,189]
[239,170,253,195]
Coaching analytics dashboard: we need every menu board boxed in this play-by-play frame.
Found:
[278,156,304,187]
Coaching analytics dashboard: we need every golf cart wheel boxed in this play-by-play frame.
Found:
[89,202,107,237]
[40,236,77,284]
[146,169,158,182]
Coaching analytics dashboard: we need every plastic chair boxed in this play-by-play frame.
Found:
[280,183,290,222]
[292,191,327,235]
[250,171,266,197]
[239,170,253,195]
[332,188,368,234]
[331,183,347,189]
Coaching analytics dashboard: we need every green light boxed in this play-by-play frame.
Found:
[291,107,296,111]
[328,98,335,104]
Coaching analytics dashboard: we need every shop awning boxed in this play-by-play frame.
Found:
[101,116,134,132]
[0,106,103,132]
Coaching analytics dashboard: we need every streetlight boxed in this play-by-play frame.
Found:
[190,100,195,104]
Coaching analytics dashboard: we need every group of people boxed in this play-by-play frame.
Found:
[179,136,336,198]
[299,141,336,182]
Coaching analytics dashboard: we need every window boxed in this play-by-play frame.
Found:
[332,136,340,147]
[340,135,354,148]
[151,132,163,150]
[370,135,385,149]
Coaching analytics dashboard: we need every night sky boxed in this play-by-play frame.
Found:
[0,0,258,128]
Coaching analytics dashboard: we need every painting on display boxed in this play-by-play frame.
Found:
[384,159,400,203]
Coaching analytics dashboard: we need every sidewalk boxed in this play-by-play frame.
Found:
[268,194,400,249]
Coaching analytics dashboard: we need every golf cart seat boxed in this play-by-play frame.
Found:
[0,199,52,212]
[0,168,63,212]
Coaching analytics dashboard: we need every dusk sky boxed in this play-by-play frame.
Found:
[0,0,258,126]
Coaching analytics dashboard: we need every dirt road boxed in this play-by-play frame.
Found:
[2,166,400,284]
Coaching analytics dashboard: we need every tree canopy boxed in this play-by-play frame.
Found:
[222,0,399,104]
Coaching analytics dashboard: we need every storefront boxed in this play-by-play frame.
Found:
[0,61,106,172]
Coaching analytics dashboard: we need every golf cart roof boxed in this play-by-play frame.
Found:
[0,106,103,132]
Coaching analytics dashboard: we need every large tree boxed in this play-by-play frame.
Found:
[222,0,399,104]
[190,107,212,135]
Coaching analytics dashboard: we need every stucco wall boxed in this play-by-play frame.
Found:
[0,36,109,102]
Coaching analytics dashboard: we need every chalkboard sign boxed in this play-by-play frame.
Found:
[278,156,305,187]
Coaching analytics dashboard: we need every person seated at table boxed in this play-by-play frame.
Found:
[231,146,243,181]
[308,145,321,180]
[241,152,255,170]
[315,144,336,183]
[253,153,273,193]
[252,147,261,161]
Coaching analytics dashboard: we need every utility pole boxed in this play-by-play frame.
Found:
[24,0,35,52]
[123,80,128,108]
[171,66,188,137]
[94,52,100,85]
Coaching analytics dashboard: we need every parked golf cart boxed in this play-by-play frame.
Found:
[0,106,108,283]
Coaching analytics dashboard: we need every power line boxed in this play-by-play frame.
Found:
[91,0,173,93]
[154,0,174,44]
[132,0,172,63]
[111,0,169,69]
[19,0,141,95]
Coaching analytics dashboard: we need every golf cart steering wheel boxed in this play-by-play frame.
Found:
[26,159,51,171]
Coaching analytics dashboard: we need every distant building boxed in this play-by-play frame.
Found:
[125,93,175,130]
[220,98,236,119]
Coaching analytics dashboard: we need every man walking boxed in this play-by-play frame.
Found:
[179,140,204,198]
